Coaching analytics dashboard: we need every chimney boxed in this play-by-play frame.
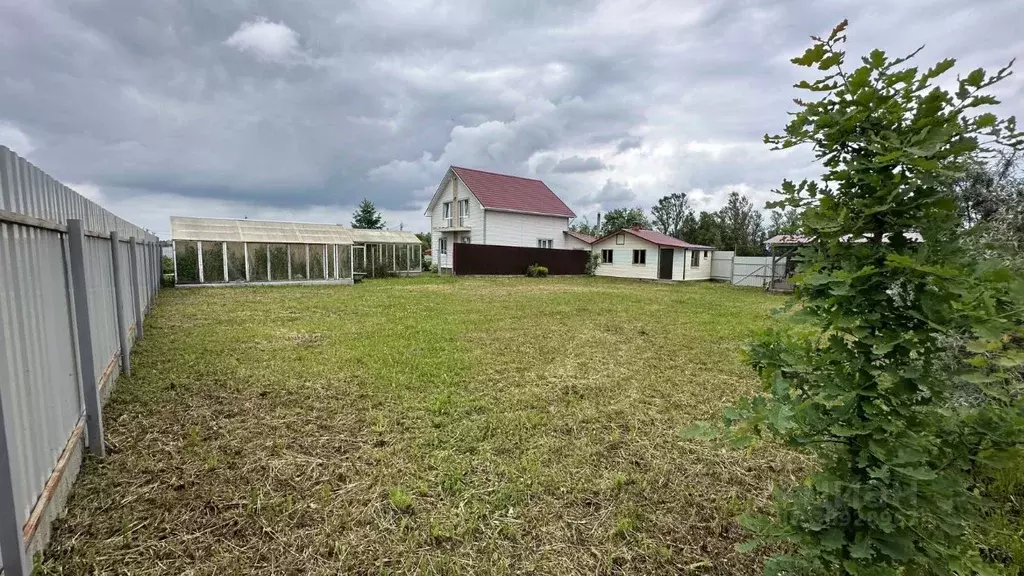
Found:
[596,212,601,232]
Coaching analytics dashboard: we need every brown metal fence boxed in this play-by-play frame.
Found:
[453,243,588,275]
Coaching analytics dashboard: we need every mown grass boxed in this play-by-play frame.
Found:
[42,276,808,575]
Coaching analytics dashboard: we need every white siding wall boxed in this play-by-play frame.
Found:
[676,248,713,281]
[564,234,594,251]
[592,234,659,280]
[485,211,571,248]
[429,173,484,267]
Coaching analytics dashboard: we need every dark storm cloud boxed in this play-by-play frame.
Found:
[1,0,1021,236]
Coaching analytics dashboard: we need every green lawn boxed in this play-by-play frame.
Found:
[42,276,806,575]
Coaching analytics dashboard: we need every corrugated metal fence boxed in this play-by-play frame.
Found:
[0,146,161,575]
[453,243,588,276]
[710,251,787,287]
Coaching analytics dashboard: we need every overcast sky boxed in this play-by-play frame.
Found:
[2,0,1021,237]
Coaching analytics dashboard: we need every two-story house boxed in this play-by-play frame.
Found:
[424,166,577,270]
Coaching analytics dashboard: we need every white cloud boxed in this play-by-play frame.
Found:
[224,18,302,64]
[0,121,35,155]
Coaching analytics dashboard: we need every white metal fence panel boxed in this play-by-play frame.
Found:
[711,250,734,280]
[731,256,770,287]
[0,145,161,574]
[0,225,82,528]
[84,236,119,384]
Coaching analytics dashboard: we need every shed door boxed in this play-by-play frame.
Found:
[659,248,674,280]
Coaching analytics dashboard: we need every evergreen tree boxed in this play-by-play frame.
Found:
[350,199,385,229]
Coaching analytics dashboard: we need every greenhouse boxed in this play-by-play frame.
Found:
[169,216,423,285]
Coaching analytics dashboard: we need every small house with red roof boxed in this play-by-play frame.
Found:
[423,166,579,270]
[589,226,715,281]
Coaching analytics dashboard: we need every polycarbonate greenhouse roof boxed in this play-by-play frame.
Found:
[170,216,420,245]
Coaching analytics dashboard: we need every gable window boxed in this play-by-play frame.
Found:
[632,249,646,265]
[691,250,700,267]
[616,234,626,245]
[439,237,448,255]
[459,199,470,218]
[601,249,614,264]
[442,202,452,220]
[538,239,554,249]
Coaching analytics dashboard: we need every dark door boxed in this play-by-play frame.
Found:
[659,248,673,280]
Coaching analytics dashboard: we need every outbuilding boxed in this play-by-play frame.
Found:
[590,227,714,281]
[169,216,422,285]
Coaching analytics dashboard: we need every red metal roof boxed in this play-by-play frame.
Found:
[595,227,715,250]
[451,166,576,218]
[564,230,597,244]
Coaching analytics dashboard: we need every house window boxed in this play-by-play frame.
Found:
[439,237,448,255]
[691,250,700,267]
[459,199,470,218]
[538,239,554,249]
[616,234,626,245]
[601,249,614,264]
[632,249,646,265]
[703,251,708,258]
[442,202,452,220]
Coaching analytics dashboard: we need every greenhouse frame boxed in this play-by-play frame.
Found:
[169,216,423,285]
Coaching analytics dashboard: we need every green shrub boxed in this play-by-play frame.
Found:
[585,251,601,276]
[526,264,548,277]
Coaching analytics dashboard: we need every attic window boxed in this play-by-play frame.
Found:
[616,234,625,245]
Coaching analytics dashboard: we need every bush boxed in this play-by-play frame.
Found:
[526,264,548,278]
[161,273,175,288]
[585,251,601,276]
[370,262,397,279]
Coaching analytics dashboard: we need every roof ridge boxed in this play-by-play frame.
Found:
[451,165,544,183]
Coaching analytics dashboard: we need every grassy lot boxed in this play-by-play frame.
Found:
[42,276,807,575]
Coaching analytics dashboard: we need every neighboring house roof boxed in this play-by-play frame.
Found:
[594,227,715,250]
[765,232,923,247]
[766,234,813,246]
[169,216,420,245]
[563,230,597,244]
[448,166,577,218]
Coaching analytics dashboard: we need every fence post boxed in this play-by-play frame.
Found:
[68,219,106,458]
[129,237,143,341]
[729,253,736,285]
[197,241,204,284]
[109,232,131,375]
[0,398,28,576]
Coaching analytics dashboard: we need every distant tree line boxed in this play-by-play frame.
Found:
[571,190,802,256]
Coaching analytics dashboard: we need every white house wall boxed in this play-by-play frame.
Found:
[677,248,713,281]
[564,235,593,250]
[485,211,572,248]
[429,173,484,267]
[591,234,659,280]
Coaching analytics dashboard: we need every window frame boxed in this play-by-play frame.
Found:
[601,249,614,264]
[442,202,452,220]
[537,239,554,249]
[632,249,647,265]
[438,237,448,255]
[691,250,700,267]
[615,234,626,245]
[458,199,470,218]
